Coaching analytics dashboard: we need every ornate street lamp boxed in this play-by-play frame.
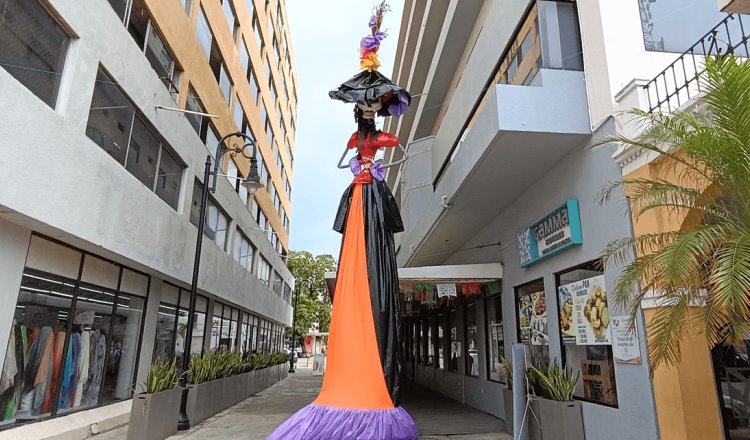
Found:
[177,132,264,431]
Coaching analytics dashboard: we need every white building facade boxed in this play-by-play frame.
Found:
[0,0,295,434]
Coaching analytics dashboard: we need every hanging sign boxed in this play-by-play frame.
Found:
[460,283,481,296]
[611,315,642,364]
[518,200,583,267]
[75,310,96,325]
[572,275,611,345]
[436,283,458,297]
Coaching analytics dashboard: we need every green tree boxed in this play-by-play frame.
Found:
[286,251,337,347]
[600,56,750,370]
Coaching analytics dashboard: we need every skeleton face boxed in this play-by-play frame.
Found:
[357,101,382,119]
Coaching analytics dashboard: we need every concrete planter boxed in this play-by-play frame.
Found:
[222,374,242,406]
[127,388,182,440]
[502,388,513,435]
[187,377,227,425]
[536,398,585,440]
[528,398,543,440]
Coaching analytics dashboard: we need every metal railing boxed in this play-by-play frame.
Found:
[645,13,750,113]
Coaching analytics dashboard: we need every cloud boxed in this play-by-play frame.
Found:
[286,1,404,258]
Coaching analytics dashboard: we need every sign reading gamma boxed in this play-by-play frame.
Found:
[517,200,583,267]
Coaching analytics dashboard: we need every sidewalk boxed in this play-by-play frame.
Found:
[97,361,510,440]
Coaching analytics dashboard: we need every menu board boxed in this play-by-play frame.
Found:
[571,275,611,345]
[518,288,548,346]
[611,315,642,364]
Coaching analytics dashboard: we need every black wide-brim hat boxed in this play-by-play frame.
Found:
[329,70,411,117]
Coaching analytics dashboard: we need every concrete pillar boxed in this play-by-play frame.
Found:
[135,277,163,388]
[0,220,30,366]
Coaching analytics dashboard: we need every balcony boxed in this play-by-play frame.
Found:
[644,13,750,113]
[720,0,750,13]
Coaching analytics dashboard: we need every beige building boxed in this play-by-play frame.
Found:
[0,0,297,436]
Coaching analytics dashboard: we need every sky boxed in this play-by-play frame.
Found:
[285,1,404,258]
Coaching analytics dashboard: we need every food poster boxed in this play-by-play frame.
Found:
[572,275,611,345]
[518,288,548,346]
[557,283,576,343]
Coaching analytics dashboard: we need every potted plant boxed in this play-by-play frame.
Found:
[500,356,514,435]
[528,361,585,440]
[127,359,181,440]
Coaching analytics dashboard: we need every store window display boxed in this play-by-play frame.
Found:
[516,279,549,367]
[486,295,505,383]
[465,302,479,377]
[557,263,618,406]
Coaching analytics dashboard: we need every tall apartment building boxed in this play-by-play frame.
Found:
[0,0,297,434]
[384,1,740,439]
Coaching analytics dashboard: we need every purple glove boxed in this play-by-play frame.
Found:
[349,157,362,175]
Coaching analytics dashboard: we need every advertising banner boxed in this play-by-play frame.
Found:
[571,275,611,345]
[518,200,583,267]
[518,288,548,346]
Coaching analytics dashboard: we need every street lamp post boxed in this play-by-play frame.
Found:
[177,132,264,431]
[288,284,301,373]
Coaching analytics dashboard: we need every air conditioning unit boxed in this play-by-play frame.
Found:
[719,0,750,13]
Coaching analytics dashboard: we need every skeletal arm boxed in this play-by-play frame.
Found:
[380,144,408,169]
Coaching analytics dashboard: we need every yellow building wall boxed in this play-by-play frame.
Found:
[627,160,724,440]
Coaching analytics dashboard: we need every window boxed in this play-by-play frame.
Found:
[266,120,274,148]
[283,283,292,302]
[209,43,232,103]
[557,263,618,406]
[516,279,549,367]
[190,180,230,251]
[0,237,149,425]
[246,0,254,17]
[196,7,212,59]
[269,75,277,102]
[449,307,460,372]
[0,0,70,108]
[638,0,732,53]
[233,95,245,129]
[240,39,250,75]
[486,295,505,382]
[153,283,180,362]
[205,123,220,158]
[249,69,260,103]
[427,317,434,367]
[86,68,184,209]
[253,13,263,51]
[127,0,181,96]
[272,271,283,295]
[221,0,239,41]
[233,228,256,272]
[465,302,479,377]
[260,102,268,128]
[185,85,206,137]
[437,313,446,370]
[273,37,281,67]
[258,255,272,285]
[180,0,193,15]
[267,14,274,39]
[264,57,271,82]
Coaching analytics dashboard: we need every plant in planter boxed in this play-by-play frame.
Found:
[128,359,182,440]
[500,356,514,436]
[527,361,585,440]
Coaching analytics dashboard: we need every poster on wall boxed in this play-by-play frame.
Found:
[557,283,576,343]
[611,315,642,364]
[572,275,612,345]
[518,289,548,346]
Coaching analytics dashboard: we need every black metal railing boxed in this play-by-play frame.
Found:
[645,13,750,113]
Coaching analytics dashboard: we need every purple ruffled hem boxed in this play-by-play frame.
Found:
[266,403,418,440]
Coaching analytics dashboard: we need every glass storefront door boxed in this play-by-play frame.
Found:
[713,342,750,439]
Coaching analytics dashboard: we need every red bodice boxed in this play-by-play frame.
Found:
[347,131,400,157]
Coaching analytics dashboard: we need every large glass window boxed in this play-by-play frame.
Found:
[127,0,181,95]
[178,293,207,365]
[486,295,505,383]
[153,283,180,362]
[221,0,239,41]
[465,302,479,377]
[449,307,460,372]
[258,256,272,286]
[0,237,149,426]
[196,7,212,59]
[86,68,184,209]
[233,229,256,272]
[638,0,731,53]
[557,263,618,407]
[0,0,70,108]
[190,180,230,251]
[516,279,549,367]
[240,39,250,76]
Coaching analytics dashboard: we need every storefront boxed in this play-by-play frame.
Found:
[0,234,287,430]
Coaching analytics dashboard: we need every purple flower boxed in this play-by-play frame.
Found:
[360,36,381,51]
[349,157,362,175]
[388,92,410,116]
[369,15,378,29]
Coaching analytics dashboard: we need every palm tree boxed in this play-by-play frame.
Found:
[599,56,750,371]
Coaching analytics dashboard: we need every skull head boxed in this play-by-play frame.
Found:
[357,101,382,119]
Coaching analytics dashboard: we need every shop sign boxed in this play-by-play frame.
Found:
[611,315,642,364]
[569,275,611,345]
[518,200,583,267]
